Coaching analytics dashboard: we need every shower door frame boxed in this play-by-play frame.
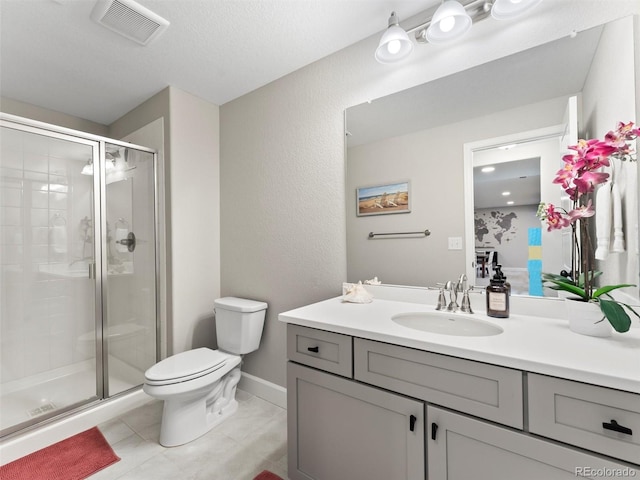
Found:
[0,113,161,436]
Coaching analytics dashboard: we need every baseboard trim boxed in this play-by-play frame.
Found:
[238,372,287,409]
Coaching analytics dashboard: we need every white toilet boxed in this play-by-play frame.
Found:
[143,297,267,447]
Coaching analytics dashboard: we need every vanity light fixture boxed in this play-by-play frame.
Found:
[426,1,472,44]
[375,12,414,63]
[375,0,543,63]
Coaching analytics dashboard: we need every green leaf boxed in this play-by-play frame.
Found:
[543,279,588,300]
[599,299,632,333]
[619,302,640,320]
[592,284,636,298]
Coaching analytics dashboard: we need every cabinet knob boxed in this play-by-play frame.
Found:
[307,346,319,353]
[431,422,439,441]
[409,415,417,432]
[602,419,633,436]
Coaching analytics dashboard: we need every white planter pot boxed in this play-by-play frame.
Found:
[565,298,612,337]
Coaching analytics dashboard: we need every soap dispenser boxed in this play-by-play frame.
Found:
[486,267,509,318]
[494,264,511,296]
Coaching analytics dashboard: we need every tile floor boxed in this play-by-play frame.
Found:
[92,390,288,480]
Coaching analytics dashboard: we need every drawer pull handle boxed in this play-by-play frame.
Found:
[307,346,319,353]
[431,422,439,441]
[602,420,633,436]
[409,415,417,432]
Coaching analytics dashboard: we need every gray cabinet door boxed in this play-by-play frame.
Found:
[427,406,640,480]
[288,362,425,480]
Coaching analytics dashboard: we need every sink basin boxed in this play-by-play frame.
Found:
[391,312,503,337]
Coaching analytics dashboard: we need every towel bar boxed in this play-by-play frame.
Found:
[368,229,430,239]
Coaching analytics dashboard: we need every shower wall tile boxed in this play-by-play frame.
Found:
[1,187,22,207]
[31,190,49,208]
[1,246,23,265]
[31,245,49,264]
[49,192,67,210]
[0,149,22,170]
[30,209,49,227]
[31,226,48,244]
[1,206,23,226]
[23,152,48,173]
[1,225,23,244]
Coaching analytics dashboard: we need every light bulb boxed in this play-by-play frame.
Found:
[439,16,456,33]
[387,39,402,54]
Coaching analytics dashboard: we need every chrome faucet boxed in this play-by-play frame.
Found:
[435,275,473,314]
[445,280,460,312]
[457,274,474,314]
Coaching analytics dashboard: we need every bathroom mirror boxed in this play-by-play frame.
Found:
[346,16,639,301]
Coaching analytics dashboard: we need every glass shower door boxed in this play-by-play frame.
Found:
[0,124,100,435]
[103,142,157,396]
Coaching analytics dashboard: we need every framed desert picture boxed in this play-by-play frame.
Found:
[356,181,411,216]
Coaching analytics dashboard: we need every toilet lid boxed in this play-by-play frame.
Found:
[145,348,231,383]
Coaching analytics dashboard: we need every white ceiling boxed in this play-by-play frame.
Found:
[0,0,434,125]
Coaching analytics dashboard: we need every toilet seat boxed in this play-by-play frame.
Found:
[145,348,237,386]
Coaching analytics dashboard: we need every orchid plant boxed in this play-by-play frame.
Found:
[536,121,640,333]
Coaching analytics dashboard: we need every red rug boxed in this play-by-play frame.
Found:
[0,427,120,480]
[254,471,283,480]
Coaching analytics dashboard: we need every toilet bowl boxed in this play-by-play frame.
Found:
[143,297,267,447]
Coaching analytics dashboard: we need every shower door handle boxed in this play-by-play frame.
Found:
[116,232,136,252]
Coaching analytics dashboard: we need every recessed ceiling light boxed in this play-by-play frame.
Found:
[502,191,511,196]
[481,166,495,173]
[507,201,514,205]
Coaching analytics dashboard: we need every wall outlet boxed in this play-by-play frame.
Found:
[448,237,463,250]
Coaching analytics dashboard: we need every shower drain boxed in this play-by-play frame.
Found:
[28,403,56,417]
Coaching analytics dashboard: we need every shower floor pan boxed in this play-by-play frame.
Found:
[0,357,140,434]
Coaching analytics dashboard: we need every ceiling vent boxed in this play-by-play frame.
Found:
[91,0,169,45]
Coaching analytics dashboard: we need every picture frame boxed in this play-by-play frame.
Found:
[356,181,411,216]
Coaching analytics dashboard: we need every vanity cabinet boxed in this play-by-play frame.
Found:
[427,406,635,480]
[286,324,640,480]
[287,362,424,480]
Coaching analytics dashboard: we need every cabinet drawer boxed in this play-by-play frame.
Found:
[528,373,640,466]
[287,324,353,377]
[354,338,523,428]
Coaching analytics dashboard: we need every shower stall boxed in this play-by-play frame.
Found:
[0,114,159,437]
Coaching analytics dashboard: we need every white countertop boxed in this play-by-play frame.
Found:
[279,291,640,394]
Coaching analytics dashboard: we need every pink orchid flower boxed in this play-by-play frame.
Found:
[568,200,595,222]
[540,203,571,231]
[573,170,609,194]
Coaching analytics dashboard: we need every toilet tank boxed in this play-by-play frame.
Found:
[214,297,268,354]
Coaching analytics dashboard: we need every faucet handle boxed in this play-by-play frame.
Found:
[435,287,447,311]
[460,288,474,314]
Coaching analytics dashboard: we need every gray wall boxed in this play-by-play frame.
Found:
[221,2,640,388]
[111,86,221,355]
[1,97,108,136]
